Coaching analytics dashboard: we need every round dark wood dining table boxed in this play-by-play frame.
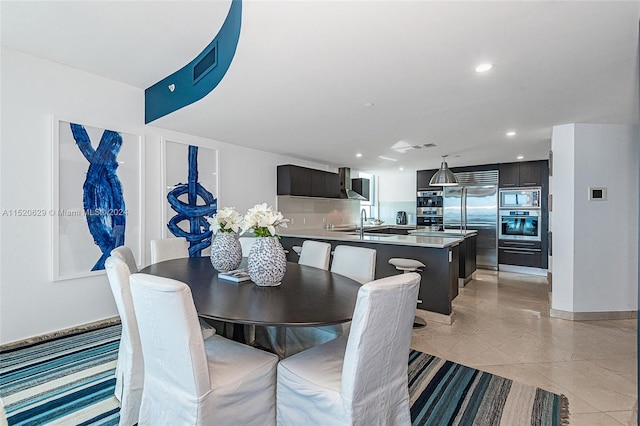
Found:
[138,257,362,327]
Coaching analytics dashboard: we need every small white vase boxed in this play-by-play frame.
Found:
[210,232,242,272]
[247,236,287,286]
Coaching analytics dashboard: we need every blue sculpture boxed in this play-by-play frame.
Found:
[167,145,217,256]
[70,123,126,271]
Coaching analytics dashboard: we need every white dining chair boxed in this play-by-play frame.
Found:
[129,273,278,426]
[150,237,189,263]
[330,245,377,285]
[104,256,144,426]
[297,240,331,270]
[111,245,138,273]
[318,244,377,336]
[0,397,7,426]
[106,251,215,425]
[276,272,420,425]
[280,245,377,357]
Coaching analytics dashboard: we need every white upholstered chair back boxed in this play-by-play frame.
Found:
[239,237,257,257]
[104,256,143,426]
[110,245,138,273]
[0,397,8,426]
[129,273,211,398]
[298,240,332,270]
[341,272,420,423]
[330,245,376,284]
[150,237,189,264]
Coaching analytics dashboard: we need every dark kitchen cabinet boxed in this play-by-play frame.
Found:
[498,163,520,187]
[499,161,547,188]
[310,169,325,197]
[416,169,438,190]
[498,240,543,268]
[277,165,340,198]
[519,162,543,187]
[352,178,370,201]
[278,165,311,196]
[325,173,340,198]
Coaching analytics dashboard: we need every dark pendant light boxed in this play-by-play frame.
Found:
[429,155,459,186]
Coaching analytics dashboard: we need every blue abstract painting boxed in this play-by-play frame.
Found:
[166,144,217,256]
[54,120,141,280]
[69,123,126,271]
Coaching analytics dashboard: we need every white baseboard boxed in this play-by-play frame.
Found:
[550,309,637,321]
[0,316,121,351]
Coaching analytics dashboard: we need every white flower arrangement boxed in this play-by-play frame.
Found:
[243,203,289,237]
[206,207,244,234]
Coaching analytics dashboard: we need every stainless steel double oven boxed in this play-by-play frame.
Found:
[498,187,542,241]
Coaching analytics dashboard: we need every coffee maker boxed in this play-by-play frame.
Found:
[396,211,407,225]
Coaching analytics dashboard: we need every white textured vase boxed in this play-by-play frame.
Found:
[247,236,287,286]
[209,232,242,272]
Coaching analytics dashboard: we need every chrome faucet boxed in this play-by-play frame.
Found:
[360,208,367,239]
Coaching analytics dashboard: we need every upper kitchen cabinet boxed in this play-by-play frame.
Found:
[325,172,341,198]
[499,160,548,188]
[351,178,370,201]
[416,169,438,190]
[277,165,340,198]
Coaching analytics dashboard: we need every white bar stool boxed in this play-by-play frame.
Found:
[388,258,427,329]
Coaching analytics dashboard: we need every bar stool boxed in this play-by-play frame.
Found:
[388,258,427,329]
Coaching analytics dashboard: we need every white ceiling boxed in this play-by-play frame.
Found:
[2,1,639,173]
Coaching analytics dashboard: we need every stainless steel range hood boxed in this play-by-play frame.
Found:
[338,167,366,200]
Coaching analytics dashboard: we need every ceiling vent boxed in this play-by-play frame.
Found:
[391,141,437,153]
[193,41,218,83]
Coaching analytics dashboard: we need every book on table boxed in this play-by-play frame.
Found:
[218,268,251,282]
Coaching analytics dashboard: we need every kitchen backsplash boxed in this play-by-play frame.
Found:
[378,201,417,225]
[277,196,361,229]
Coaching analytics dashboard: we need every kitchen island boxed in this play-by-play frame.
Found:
[279,226,473,323]
[409,229,478,286]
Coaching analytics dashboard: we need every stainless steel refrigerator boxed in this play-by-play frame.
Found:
[443,170,498,269]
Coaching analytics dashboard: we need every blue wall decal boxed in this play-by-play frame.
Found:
[167,145,217,256]
[145,0,242,123]
[70,123,126,271]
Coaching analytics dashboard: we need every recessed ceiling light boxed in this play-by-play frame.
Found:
[399,167,404,171]
[356,153,362,157]
[474,63,494,73]
[363,102,374,107]
[506,131,517,137]
[378,155,398,162]
[516,155,524,160]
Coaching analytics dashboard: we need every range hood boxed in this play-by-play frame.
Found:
[338,167,367,200]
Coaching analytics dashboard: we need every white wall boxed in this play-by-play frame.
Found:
[550,124,576,311]
[551,123,639,313]
[372,169,417,224]
[0,47,328,344]
[376,170,416,201]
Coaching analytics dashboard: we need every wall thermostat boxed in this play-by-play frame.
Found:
[588,187,607,201]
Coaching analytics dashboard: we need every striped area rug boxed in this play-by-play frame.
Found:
[408,351,569,425]
[1,325,121,425]
[1,325,568,425]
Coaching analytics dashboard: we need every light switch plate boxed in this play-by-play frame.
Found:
[588,187,607,201]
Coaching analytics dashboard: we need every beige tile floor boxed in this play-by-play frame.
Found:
[411,269,638,426]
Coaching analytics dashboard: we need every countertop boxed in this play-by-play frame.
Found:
[408,229,478,238]
[279,227,463,248]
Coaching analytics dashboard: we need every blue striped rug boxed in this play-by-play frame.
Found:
[1,325,568,425]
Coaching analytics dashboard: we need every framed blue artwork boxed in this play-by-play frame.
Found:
[162,139,218,257]
[52,119,143,280]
